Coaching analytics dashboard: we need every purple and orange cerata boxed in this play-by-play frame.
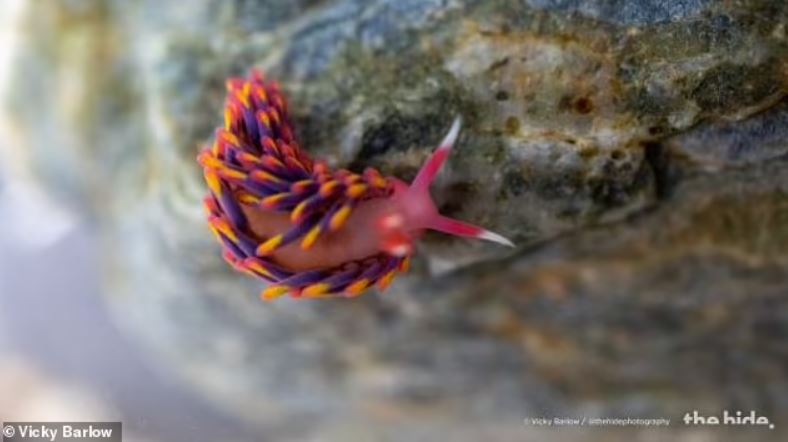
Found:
[197,70,514,300]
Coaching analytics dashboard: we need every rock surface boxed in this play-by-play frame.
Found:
[3,0,787,440]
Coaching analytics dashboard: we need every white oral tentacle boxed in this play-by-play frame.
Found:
[439,116,462,151]
[477,229,515,247]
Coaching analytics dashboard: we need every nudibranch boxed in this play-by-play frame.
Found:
[198,70,513,300]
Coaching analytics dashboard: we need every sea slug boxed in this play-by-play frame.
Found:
[198,70,512,300]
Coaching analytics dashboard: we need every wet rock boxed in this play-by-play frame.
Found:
[526,0,715,25]
[422,159,788,431]
[666,100,788,171]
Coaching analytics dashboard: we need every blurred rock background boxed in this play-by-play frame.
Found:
[1,0,786,441]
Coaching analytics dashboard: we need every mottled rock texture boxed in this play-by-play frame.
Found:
[3,0,787,440]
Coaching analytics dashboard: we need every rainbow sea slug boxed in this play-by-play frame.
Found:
[198,70,512,300]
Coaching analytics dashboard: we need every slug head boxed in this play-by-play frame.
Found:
[375,117,514,257]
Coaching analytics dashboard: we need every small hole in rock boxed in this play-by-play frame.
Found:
[573,97,594,114]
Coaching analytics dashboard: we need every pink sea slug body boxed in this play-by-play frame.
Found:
[198,70,513,300]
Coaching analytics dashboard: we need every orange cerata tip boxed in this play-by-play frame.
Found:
[198,69,514,300]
